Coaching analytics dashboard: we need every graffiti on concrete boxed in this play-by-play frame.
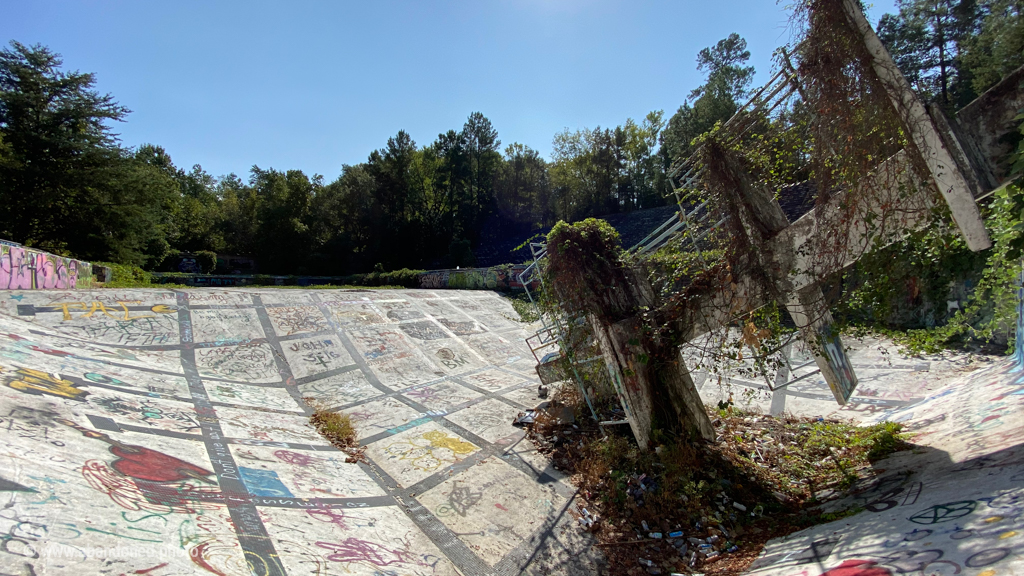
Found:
[0,243,92,290]
[750,352,1024,576]
[418,265,539,291]
[0,287,569,575]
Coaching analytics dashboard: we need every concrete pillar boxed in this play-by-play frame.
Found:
[841,0,991,252]
[769,342,792,416]
[783,284,858,405]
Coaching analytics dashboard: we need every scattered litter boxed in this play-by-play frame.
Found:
[512,410,537,427]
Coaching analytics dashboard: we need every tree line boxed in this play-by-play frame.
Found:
[1,0,1019,275]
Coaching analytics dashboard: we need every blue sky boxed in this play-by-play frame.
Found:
[2,1,897,181]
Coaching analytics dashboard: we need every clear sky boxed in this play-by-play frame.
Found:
[2,1,897,181]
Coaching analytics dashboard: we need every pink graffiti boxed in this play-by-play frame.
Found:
[0,246,33,289]
[315,537,433,568]
[274,449,320,467]
[0,245,82,290]
[307,506,350,530]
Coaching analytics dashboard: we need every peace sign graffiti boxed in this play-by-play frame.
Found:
[908,501,977,525]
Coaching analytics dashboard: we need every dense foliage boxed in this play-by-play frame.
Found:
[1,2,1018,276]
[0,32,766,274]
[836,111,1024,352]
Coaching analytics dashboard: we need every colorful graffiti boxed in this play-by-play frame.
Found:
[418,265,539,291]
[0,243,93,290]
[0,285,566,575]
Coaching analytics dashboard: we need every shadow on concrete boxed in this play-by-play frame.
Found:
[747,441,1024,575]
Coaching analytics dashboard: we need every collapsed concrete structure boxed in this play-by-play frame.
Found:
[525,0,1024,451]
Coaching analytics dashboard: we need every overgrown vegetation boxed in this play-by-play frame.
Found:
[835,111,1024,355]
[526,385,910,574]
[94,261,185,289]
[502,292,541,323]
[306,399,364,462]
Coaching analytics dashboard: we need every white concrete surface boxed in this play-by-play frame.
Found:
[0,288,602,576]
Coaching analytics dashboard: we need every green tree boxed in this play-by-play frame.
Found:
[615,111,666,210]
[461,112,501,239]
[495,143,551,227]
[878,0,982,107]
[0,41,130,255]
[661,33,755,167]
[249,166,316,274]
[366,131,419,269]
[217,174,260,257]
[961,0,1024,94]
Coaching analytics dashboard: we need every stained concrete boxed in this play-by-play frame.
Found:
[694,335,986,423]
[0,288,604,576]
[741,355,1024,576]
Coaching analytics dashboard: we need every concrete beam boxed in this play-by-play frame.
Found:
[841,0,991,252]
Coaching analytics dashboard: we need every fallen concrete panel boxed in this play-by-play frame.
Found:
[0,287,604,575]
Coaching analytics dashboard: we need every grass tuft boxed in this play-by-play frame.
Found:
[865,421,910,461]
[306,399,363,461]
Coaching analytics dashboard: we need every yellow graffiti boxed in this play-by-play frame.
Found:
[150,305,176,314]
[977,570,996,576]
[422,430,476,455]
[5,367,88,401]
[999,530,1017,539]
[984,516,1004,523]
[49,301,154,321]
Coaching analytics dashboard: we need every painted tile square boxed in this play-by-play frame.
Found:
[195,342,280,383]
[298,370,381,407]
[445,398,523,443]
[230,444,385,498]
[364,420,479,487]
[266,305,329,336]
[190,308,265,343]
[402,381,481,412]
[461,368,526,392]
[282,336,354,379]
[205,381,303,412]
[261,505,457,576]
[342,396,424,440]
[418,457,565,566]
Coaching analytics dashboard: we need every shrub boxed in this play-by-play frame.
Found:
[94,261,153,287]
[195,251,217,274]
[306,399,357,449]
[866,421,909,461]
[341,268,425,288]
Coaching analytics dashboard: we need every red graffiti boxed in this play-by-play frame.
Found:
[62,418,215,483]
[274,449,320,467]
[821,559,893,576]
[316,537,432,568]
[109,444,214,483]
[189,542,229,576]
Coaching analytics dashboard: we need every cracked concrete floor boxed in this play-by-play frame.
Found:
[0,288,604,576]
